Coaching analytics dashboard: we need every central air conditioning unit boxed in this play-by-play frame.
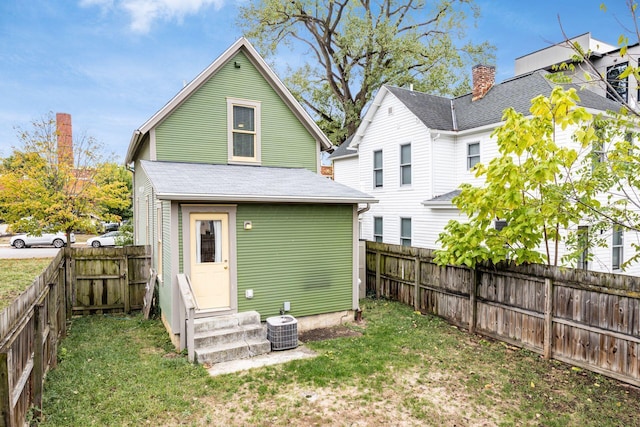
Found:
[266,315,298,351]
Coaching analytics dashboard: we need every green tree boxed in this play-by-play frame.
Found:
[93,162,133,221]
[549,2,640,267]
[434,87,605,268]
[239,0,494,143]
[0,113,131,241]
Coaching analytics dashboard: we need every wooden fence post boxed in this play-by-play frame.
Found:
[0,352,10,427]
[48,283,58,369]
[469,267,478,334]
[414,257,421,311]
[67,251,75,320]
[66,247,74,319]
[32,304,44,419]
[121,256,130,313]
[543,278,554,359]
[375,251,381,299]
[59,263,67,337]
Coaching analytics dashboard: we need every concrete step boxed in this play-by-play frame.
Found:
[194,311,261,334]
[195,338,272,364]
[194,323,265,348]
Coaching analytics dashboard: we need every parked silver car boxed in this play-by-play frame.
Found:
[10,232,76,249]
[86,231,119,248]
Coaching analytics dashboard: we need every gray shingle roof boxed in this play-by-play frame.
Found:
[386,86,454,130]
[422,190,461,206]
[140,160,376,204]
[328,135,357,160]
[386,70,624,132]
[425,190,461,202]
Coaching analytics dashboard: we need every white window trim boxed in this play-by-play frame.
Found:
[373,149,383,188]
[612,226,624,270]
[467,142,480,170]
[227,97,261,164]
[400,143,411,186]
[373,216,383,243]
[400,217,412,246]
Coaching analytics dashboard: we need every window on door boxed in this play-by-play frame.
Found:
[400,143,411,186]
[196,220,222,263]
[373,217,383,242]
[400,217,411,246]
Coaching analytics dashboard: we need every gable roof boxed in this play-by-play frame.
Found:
[385,86,454,130]
[350,70,623,149]
[126,38,332,164]
[140,160,377,204]
[453,71,622,130]
[328,135,357,160]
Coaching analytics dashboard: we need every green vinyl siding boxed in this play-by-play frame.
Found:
[133,163,151,246]
[158,201,172,322]
[236,204,353,319]
[155,51,318,171]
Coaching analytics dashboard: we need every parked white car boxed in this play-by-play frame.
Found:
[86,231,120,248]
[10,232,76,249]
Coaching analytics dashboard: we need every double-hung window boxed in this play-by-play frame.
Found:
[400,143,411,186]
[577,226,589,270]
[373,150,383,188]
[228,98,261,163]
[606,62,628,102]
[400,217,411,246]
[592,120,606,166]
[467,142,480,170]
[373,217,383,242]
[612,225,624,270]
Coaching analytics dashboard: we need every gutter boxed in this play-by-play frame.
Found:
[156,193,378,205]
[357,203,371,215]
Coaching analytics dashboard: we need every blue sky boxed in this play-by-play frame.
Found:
[0,0,635,160]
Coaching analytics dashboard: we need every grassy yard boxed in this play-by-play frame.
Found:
[0,258,53,311]
[38,299,640,426]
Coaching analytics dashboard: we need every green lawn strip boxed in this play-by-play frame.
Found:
[40,314,212,426]
[0,258,52,311]
[39,300,640,426]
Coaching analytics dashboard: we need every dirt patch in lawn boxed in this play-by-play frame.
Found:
[298,323,365,343]
[198,366,499,426]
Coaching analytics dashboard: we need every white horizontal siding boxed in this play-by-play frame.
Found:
[337,88,640,274]
[432,135,456,195]
[333,156,359,190]
[356,91,432,245]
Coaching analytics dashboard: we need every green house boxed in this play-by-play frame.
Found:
[125,38,374,361]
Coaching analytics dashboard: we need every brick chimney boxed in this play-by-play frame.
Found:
[56,112,74,167]
[472,65,495,101]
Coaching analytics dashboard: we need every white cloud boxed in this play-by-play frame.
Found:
[81,0,225,33]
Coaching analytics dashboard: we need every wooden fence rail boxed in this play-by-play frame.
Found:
[366,241,640,387]
[0,246,151,427]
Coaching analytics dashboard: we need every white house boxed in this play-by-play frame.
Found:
[515,32,640,111]
[331,64,640,275]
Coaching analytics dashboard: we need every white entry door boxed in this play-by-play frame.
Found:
[189,213,230,309]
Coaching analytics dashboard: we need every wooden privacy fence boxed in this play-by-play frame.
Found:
[366,241,640,387]
[0,246,151,427]
[70,246,151,316]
